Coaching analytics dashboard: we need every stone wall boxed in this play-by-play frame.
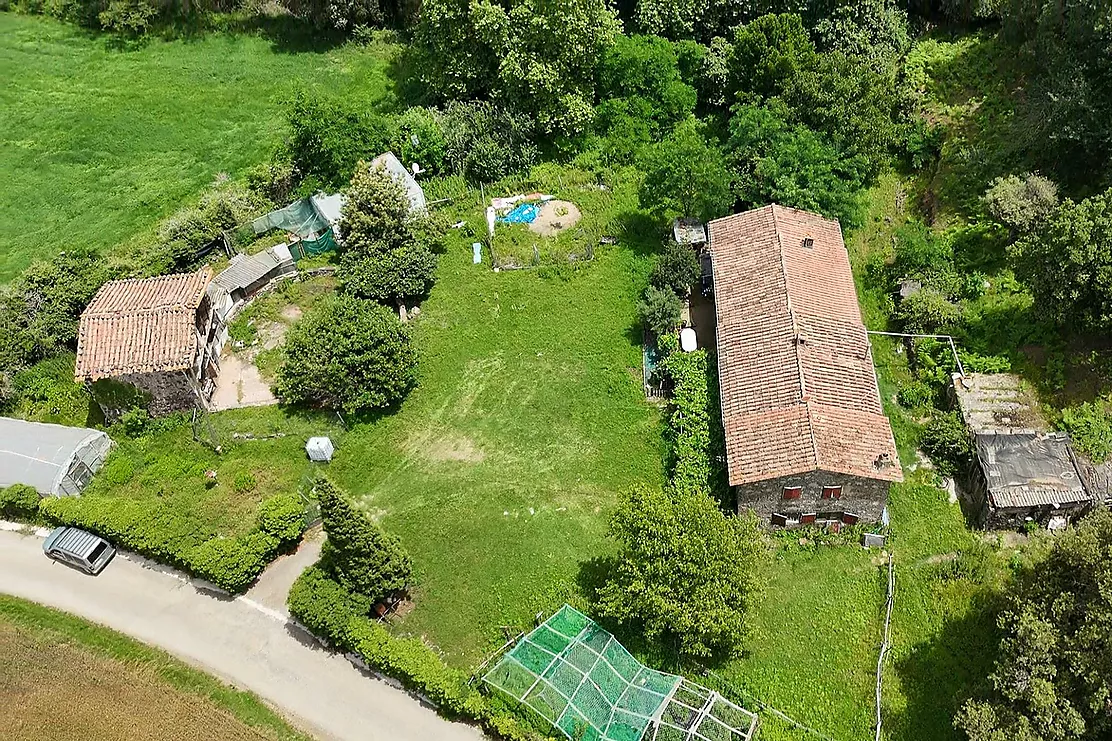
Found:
[119,371,200,418]
[737,469,890,527]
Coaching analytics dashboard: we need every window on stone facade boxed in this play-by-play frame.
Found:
[782,486,802,500]
[800,512,817,525]
[843,512,860,525]
[771,513,788,527]
[821,485,842,500]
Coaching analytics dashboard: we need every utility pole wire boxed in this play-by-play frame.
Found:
[875,553,896,741]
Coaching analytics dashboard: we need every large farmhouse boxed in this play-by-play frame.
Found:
[709,204,903,527]
[75,268,221,418]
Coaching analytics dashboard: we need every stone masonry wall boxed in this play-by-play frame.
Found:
[122,371,200,418]
[737,469,890,527]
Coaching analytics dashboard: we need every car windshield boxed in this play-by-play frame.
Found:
[87,542,107,562]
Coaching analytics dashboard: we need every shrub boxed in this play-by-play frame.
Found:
[255,493,307,544]
[316,478,412,602]
[921,411,973,475]
[283,92,390,190]
[662,350,713,497]
[896,289,965,334]
[983,172,1059,238]
[936,539,994,583]
[650,242,701,297]
[1060,399,1112,463]
[39,496,281,593]
[233,472,258,494]
[118,408,149,437]
[186,531,280,592]
[440,101,538,183]
[276,295,418,414]
[896,380,934,409]
[638,285,683,336]
[0,485,41,520]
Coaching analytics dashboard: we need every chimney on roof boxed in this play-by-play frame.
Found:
[802,236,815,249]
[874,452,893,470]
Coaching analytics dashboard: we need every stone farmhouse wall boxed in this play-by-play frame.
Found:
[737,469,890,527]
[120,371,199,418]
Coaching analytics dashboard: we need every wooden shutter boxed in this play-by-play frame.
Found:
[800,512,817,525]
[822,485,842,500]
[842,512,860,525]
[771,513,788,527]
[782,486,802,500]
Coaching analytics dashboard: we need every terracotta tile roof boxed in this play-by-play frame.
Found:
[710,204,902,485]
[75,268,213,381]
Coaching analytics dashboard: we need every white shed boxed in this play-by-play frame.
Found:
[0,417,113,497]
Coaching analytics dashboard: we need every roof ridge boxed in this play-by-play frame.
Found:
[772,204,822,469]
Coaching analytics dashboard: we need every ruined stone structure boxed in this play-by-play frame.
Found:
[75,268,220,418]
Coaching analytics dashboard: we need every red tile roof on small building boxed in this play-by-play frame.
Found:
[75,268,213,382]
[710,204,902,485]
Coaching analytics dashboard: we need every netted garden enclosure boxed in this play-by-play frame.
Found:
[237,196,339,258]
[483,606,757,741]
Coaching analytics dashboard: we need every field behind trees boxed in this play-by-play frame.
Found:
[0,13,395,281]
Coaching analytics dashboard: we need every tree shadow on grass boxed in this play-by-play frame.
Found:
[887,587,1003,741]
[614,210,666,260]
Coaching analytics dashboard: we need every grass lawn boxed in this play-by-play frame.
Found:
[0,12,396,281]
[30,164,666,666]
[0,594,308,741]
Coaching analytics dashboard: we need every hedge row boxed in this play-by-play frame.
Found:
[0,484,40,521]
[288,567,551,741]
[37,491,307,593]
[662,349,713,497]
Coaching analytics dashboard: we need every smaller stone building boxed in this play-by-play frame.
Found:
[709,205,903,528]
[953,372,1094,529]
[75,268,220,418]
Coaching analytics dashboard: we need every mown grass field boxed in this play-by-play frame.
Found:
[0,12,396,281]
[0,594,308,741]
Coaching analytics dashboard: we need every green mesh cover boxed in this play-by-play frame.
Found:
[484,606,681,741]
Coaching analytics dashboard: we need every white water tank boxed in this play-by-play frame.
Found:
[306,437,334,462]
[680,328,697,352]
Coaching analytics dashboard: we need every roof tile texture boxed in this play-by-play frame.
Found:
[710,205,902,485]
[75,268,212,381]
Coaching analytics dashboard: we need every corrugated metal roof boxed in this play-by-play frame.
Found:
[976,431,1091,509]
[212,245,295,294]
[0,417,112,496]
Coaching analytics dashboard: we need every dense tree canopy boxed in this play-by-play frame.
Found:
[1010,188,1112,331]
[956,509,1112,741]
[727,103,865,226]
[596,484,765,658]
[639,120,733,222]
[276,294,418,413]
[413,0,620,138]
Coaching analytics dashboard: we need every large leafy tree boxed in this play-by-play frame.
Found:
[727,103,866,226]
[276,294,418,414]
[413,0,620,138]
[316,477,413,602]
[955,509,1112,741]
[339,160,440,304]
[639,119,733,222]
[596,484,765,658]
[997,0,1112,187]
[1010,188,1112,331]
